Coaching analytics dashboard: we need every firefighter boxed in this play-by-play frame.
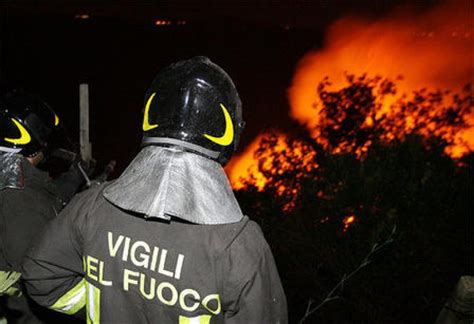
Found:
[22,57,288,323]
[0,92,88,323]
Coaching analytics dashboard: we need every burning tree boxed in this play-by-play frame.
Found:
[233,75,473,323]
[235,74,472,206]
[316,74,472,157]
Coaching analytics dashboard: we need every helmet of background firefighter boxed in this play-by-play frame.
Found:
[141,56,245,165]
[0,91,60,157]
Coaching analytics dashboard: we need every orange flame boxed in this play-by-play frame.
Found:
[225,134,269,191]
[226,132,317,191]
[227,1,473,191]
[288,0,473,157]
[343,215,356,232]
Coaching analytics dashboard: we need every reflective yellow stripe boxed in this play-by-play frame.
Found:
[86,282,101,324]
[4,118,31,145]
[0,271,21,295]
[143,92,158,131]
[50,278,86,314]
[179,315,212,324]
[5,286,22,297]
[203,103,234,146]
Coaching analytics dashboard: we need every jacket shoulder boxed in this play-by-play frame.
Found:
[222,218,270,264]
[59,183,108,224]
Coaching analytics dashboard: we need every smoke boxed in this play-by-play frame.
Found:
[288,0,473,131]
[227,0,473,189]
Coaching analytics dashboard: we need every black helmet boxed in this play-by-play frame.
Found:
[0,92,60,157]
[141,56,245,165]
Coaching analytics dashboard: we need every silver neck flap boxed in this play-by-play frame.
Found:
[103,146,243,225]
[0,153,24,190]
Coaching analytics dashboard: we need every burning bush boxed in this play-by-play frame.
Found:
[229,74,472,199]
[232,75,473,323]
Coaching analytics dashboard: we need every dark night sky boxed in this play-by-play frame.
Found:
[0,0,437,174]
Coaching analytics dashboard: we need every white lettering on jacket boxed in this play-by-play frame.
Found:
[107,232,184,279]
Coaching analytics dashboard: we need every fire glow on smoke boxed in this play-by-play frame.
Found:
[226,1,473,193]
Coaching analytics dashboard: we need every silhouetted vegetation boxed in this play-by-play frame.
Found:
[235,75,473,323]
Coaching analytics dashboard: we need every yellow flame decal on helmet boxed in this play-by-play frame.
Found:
[143,92,158,131]
[204,103,234,146]
[4,118,31,145]
[54,114,60,126]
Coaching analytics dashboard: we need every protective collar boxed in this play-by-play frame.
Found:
[103,146,243,225]
[0,152,24,190]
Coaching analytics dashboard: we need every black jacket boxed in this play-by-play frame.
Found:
[0,158,85,271]
[22,184,288,323]
[0,160,62,271]
[1,157,85,323]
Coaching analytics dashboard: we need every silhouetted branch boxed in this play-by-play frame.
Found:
[298,225,397,324]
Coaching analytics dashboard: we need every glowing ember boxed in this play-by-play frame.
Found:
[75,14,90,20]
[320,217,329,224]
[342,215,356,232]
[155,20,172,26]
